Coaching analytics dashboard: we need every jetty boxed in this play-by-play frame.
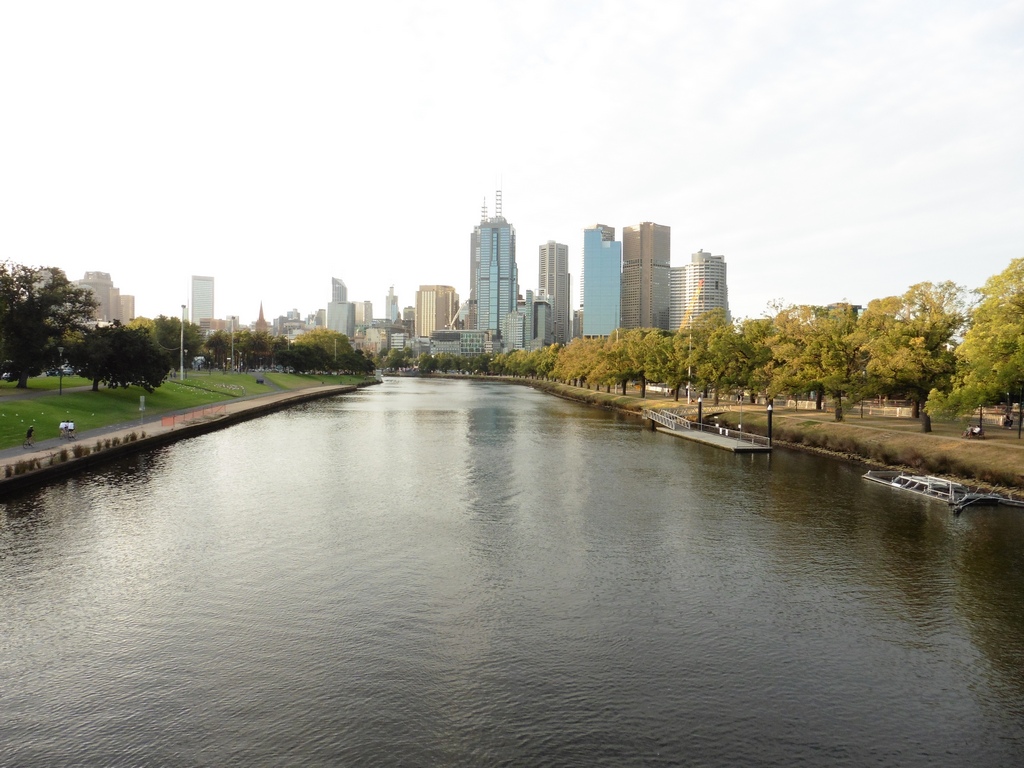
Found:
[642,408,772,453]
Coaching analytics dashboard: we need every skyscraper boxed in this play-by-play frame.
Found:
[670,250,730,330]
[473,191,518,348]
[327,278,355,337]
[538,240,570,345]
[621,222,670,330]
[415,285,460,338]
[582,225,621,336]
[191,275,215,324]
[355,301,373,326]
[386,286,399,323]
[78,271,121,323]
[331,277,347,304]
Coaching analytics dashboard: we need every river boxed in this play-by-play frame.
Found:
[2,377,1023,766]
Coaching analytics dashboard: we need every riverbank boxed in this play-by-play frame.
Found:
[0,382,374,497]
[482,376,1024,495]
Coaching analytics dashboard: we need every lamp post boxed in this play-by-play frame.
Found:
[230,317,235,373]
[180,304,186,381]
[861,369,867,419]
[57,346,64,395]
[697,396,703,430]
[767,402,774,446]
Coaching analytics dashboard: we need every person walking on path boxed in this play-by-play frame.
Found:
[23,426,34,447]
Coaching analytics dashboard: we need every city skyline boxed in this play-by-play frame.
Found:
[3,2,1021,324]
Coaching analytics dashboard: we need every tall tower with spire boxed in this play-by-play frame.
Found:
[254,302,269,333]
[472,189,517,344]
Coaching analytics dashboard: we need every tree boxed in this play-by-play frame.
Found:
[770,304,864,421]
[860,281,965,427]
[0,263,97,388]
[932,258,1024,419]
[736,317,776,402]
[71,321,172,392]
[203,330,230,369]
[688,309,734,404]
[149,314,204,370]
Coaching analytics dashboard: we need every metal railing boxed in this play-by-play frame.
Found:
[160,404,227,427]
[643,408,771,447]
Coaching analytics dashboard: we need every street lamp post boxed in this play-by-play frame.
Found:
[58,346,64,395]
[230,317,235,373]
[180,304,186,381]
[767,402,774,446]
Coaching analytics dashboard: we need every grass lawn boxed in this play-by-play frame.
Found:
[0,372,373,449]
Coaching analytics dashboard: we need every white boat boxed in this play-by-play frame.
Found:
[862,470,1024,514]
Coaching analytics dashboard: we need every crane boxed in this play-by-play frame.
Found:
[677,278,704,332]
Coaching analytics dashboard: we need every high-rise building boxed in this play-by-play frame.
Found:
[473,191,518,349]
[191,276,215,324]
[670,250,730,330]
[385,286,399,323]
[538,240,570,345]
[621,222,670,330]
[331,277,347,304]
[581,225,621,336]
[78,271,121,323]
[327,278,355,337]
[119,294,135,322]
[355,301,373,327]
[415,285,460,338]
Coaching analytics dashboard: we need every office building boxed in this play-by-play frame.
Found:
[78,271,121,323]
[415,285,460,338]
[119,294,135,322]
[670,250,730,330]
[581,225,621,336]
[538,240,570,345]
[191,275,215,324]
[386,286,399,323]
[621,222,670,330]
[327,278,355,337]
[355,301,373,327]
[473,191,518,349]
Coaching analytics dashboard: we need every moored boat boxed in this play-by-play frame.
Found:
[862,470,1024,514]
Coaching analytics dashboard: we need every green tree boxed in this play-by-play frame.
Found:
[418,353,438,373]
[148,314,204,370]
[860,281,965,427]
[770,304,864,421]
[0,263,97,388]
[72,321,172,392]
[203,330,230,369]
[931,258,1024,419]
[688,309,734,404]
[736,317,776,402]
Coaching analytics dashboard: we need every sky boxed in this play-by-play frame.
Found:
[2,0,1022,326]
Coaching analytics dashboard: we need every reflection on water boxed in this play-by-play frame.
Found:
[1,377,1023,766]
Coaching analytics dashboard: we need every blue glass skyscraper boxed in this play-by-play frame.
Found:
[582,224,621,336]
[474,192,518,345]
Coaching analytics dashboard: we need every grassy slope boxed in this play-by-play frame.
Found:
[0,372,369,448]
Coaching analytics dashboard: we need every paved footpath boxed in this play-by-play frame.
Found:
[0,384,358,476]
